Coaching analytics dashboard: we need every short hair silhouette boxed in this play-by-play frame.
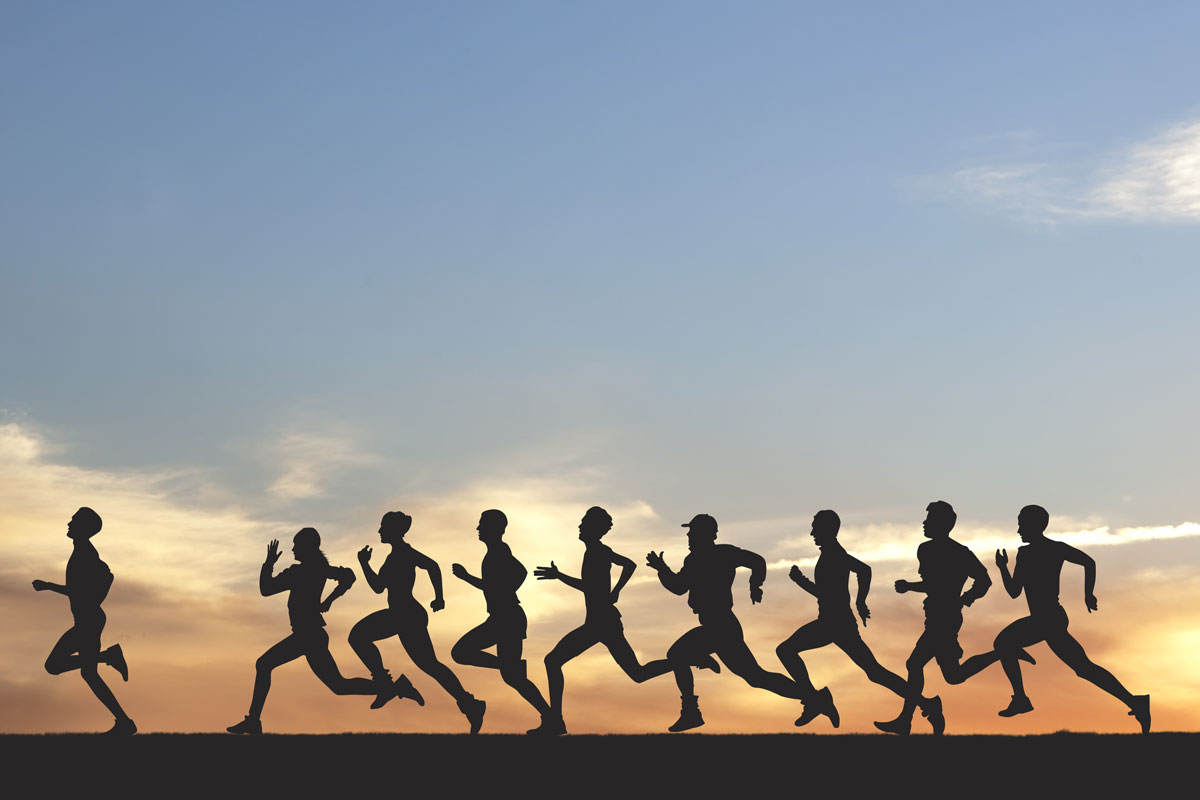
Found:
[381,511,413,534]
[813,509,840,535]
[926,501,957,533]
[582,506,613,531]
[73,507,103,537]
[1019,504,1049,533]
[479,509,508,531]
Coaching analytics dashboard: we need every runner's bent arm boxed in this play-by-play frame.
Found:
[960,551,992,607]
[610,551,636,601]
[321,566,356,608]
[412,548,446,610]
[1063,544,1099,610]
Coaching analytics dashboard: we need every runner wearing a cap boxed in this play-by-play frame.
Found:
[644,513,809,732]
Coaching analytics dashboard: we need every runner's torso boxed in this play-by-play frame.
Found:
[380,546,420,611]
[482,542,524,614]
[582,542,620,621]
[66,540,111,618]
[814,541,853,621]
[683,544,746,617]
[1018,539,1070,615]
[918,538,979,615]
[278,562,328,631]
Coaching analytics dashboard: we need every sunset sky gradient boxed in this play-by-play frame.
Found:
[3,2,1200,734]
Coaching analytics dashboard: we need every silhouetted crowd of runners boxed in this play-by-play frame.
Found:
[34,503,1151,736]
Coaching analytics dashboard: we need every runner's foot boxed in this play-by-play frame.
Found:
[1129,694,1151,734]
[226,715,262,735]
[394,674,424,706]
[796,687,839,729]
[921,695,945,735]
[526,713,567,736]
[105,644,128,682]
[873,713,911,736]
[103,716,136,736]
[459,696,486,734]
[998,694,1033,717]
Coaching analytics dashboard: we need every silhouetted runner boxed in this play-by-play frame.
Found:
[227,528,408,734]
[875,501,993,735]
[986,505,1150,732]
[350,511,486,732]
[644,514,807,732]
[533,506,658,734]
[450,509,555,734]
[778,510,940,731]
[33,507,135,735]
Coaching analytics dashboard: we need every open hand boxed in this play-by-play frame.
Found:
[266,539,282,565]
[533,561,561,581]
[646,551,667,572]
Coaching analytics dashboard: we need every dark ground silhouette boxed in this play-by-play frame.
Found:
[4,732,1189,796]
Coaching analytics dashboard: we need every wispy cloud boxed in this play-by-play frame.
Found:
[267,430,378,500]
[947,119,1200,223]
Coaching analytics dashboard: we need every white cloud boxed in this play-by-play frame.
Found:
[267,430,378,499]
[948,119,1200,223]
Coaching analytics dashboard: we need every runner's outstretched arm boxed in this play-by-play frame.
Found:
[31,580,69,596]
[534,561,584,591]
[789,565,819,597]
[451,563,485,591]
[646,551,687,595]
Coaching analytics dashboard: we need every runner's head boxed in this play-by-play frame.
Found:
[1017,505,1049,542]
[292,527,329,565]
[810,509,840,547]
[67,507,103,540]
[579,506,613,542]
[379,510,413,543]
[682,513,718,549]
[477,509,508,543]
[923,501,956,539]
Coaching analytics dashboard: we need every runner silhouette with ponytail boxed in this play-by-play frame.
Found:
[350,511,486,732]
[227,528,411,734]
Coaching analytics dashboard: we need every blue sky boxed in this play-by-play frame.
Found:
[7,2,1200,526]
